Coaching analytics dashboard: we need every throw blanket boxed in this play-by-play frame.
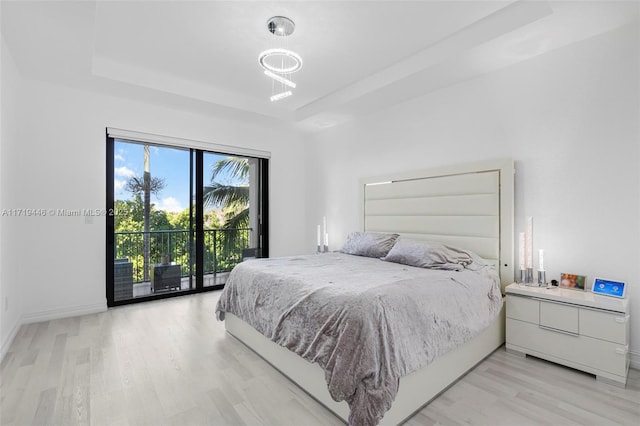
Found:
[216,253,502,425]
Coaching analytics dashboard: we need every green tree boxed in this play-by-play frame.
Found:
[115,195,172,282]
[203,157,249,251]
[203,157,248,227]
[115,196,171,232]
[168,206,191,231]
[125,145,165,281]
[168,206,222,231]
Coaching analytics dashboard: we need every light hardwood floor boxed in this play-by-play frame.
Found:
[1,291,638,426]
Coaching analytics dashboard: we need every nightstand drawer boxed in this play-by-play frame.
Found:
[580,309,628,344]
[506,295,539,323]
[507,319,628,378]
[540,301,578,334]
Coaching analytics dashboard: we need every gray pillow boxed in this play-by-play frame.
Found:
[383,238,482,271]
[340,232,399,258]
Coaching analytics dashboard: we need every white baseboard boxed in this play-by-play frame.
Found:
[0,317,22,363]
[21,301,107,324]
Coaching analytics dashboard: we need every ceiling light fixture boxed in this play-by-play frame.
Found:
[259,16,301,102]
[259,48,303,74]
[270,91,293,102]
[264,70,296,88]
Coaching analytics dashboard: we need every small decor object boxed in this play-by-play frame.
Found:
[323,216,328,253]
[591,277,627,298]
[559,273,586,290]
[518,232,526,286]
[161,253,170,265]
[316,218,330,253]
[525,217,534,284]
[537,249,546,286]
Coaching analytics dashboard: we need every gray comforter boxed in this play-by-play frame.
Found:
[215,253,502,425]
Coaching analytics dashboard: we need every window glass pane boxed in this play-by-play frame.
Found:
[113,140,192,300]
[108,137,267,306]
[202,153,257,287]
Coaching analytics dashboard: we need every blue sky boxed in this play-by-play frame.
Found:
[114,140,244,213]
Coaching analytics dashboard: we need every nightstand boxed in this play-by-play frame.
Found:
[505,283,630,386]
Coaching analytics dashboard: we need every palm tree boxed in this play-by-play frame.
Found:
[125,145,165,281]
[203,157,250,254]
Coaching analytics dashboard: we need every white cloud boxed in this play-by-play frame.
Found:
[114,179,126,191]
[156,197,183,213]
[115,166,136,177]
[114,153,125,162]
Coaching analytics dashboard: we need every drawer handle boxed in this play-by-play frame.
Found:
[539,325,579,337]
[614,316,629,323]
[615,346,628,355]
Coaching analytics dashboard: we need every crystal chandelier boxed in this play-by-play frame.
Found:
[258,16,302,102]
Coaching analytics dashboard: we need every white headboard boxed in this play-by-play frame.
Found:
[361,158,514,292]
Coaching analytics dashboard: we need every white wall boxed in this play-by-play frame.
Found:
[2,13,638,373]
[305,24,640,365]
[0,33,25,358]
[0,73,306,344]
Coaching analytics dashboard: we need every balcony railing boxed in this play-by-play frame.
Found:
[115,228,251,283]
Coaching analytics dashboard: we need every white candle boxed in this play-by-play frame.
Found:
[322,216,327,241]
[322,216,327,248]
[518,232,525,270]
[317,225,321,247]
[325,233,329,248]
[525,216,533,269]
[538,249,544,271]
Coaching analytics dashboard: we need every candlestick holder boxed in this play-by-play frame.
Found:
[525,267,534,285]
[517,269,526,286]
[538,270,547,286]
[317,244,321,254]
[323,244,328,253]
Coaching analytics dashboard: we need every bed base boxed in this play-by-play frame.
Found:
[225,304,505,425]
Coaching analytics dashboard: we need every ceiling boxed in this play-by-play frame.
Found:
[2,1,638,131]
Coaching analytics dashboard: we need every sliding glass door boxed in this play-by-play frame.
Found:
[201,153,263,287]
[106,136,268,306]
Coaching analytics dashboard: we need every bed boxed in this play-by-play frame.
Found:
[216,158,514,425]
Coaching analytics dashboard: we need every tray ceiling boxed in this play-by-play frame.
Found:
[2,1,637,131]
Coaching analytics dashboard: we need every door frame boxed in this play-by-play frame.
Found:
[105,133,269,307]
